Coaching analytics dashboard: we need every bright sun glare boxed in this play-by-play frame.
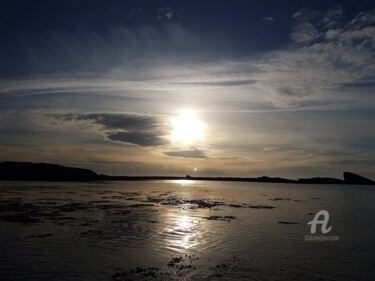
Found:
[171,111,205,144]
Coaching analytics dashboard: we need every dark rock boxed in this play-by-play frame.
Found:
[228,204,245,208]
[167,256,184,266]
[247,204,275,209]
[205,216,237,222]
[113,266,161,281]
[278,221,299,224]
[127,204,155,208]
[343,172,375,185]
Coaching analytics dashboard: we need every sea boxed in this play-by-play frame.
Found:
[0,180,374,281]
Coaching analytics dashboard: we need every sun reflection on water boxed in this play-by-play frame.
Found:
[175,216,197,250]
[175,179,193,186]
[163,213,202,252]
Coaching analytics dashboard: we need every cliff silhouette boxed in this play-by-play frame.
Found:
[0,161,374,185]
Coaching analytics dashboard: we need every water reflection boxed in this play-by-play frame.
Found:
[162,212,203,253]
[169,179,194,186]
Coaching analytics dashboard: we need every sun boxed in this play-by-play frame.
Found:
[171,111,205,144]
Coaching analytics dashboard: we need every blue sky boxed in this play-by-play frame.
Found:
[0,0,374,178]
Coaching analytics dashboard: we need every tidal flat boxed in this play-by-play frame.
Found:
[0,180,374,280]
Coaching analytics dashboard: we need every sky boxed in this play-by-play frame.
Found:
[0,0,374,178]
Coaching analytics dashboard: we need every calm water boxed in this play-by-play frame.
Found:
[0,180,374,280]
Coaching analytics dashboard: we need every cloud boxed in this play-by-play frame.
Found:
[262,17,274,22]
[53,113,170,147]
[348,10,375,27]
[263,146,278,151]
[166,11,174,19]
[158,7,175,20]
[0,22,206,79]
[253,8,375,107]
[319,5,344,29]
[290,22,319,43]
[164,149,208,159]
[1,6,374,113]
[174,79,255,87]
[108,131,169,147]
[292,11,303,19]
[291,8,320,23]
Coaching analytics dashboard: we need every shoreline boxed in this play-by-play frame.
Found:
[0,176,374,186]
[1,161,374,185]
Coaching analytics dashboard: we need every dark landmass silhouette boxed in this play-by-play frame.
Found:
[297,177,344,184]
[343,172,375,185]
[0,161,374,185]
[0,161,98,181]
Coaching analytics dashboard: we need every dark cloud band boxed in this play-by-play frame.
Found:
[53,113,170,147]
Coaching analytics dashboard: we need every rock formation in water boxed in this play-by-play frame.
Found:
[343,172,375,185]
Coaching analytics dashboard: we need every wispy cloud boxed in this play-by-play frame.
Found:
[0,22,208,79]
[158,7,175,20]
[253,8,375,108]
[164,149,208,159]
[290,22,319,43]
[292,11,303,19]
[262,16,274,22]
[2,8,373,112]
